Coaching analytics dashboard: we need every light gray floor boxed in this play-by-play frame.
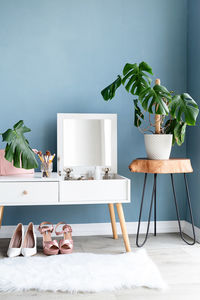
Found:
[0,233,200,300]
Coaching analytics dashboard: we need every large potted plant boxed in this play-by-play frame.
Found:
[0,120,38,170]
[101,62,199,159]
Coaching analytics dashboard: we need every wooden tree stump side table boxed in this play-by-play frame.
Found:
[129,158,196,247]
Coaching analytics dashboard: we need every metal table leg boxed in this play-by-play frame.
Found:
[136,173,157,247]
[154,176,157,237]
[170,173,196,245]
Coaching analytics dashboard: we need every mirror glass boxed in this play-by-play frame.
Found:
[63,119,112,167]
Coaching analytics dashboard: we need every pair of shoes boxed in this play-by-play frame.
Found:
[38,221,73,255]
[7,222,37,258]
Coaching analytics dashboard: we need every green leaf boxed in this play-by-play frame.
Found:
[153,84,172,100]
[2,129,16,142]
[2,120,38,169]
[124,74,137,92]
[122,62,152,96]
[170,93,199,125]
[139,61,153,75]
[139,84,171,115]
[164,119,186,146]
[123,63,137,76]
[174,122,186,145]
[134,99,144,127]
[164,119,177,145]
[101,76,122,100]
[121,70,136,85]
[141,71,152,85]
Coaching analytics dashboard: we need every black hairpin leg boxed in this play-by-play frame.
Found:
[136,173,157,247]
[154,176,157,237]
[170,173,196,245]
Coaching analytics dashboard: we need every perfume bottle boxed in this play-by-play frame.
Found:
[103,168,111,180]
[95,166,102,180]
[64,168,73,180]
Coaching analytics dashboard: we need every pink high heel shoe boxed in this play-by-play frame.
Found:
[38,222,59,255]
[55,222,73,254]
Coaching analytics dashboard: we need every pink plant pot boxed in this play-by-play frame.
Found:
[0,149,34,176]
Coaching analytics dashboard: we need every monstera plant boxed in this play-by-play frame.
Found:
[101,61,199,159]
[0,120,38,169]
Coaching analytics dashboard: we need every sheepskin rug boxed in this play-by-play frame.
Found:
[0,250,166,293]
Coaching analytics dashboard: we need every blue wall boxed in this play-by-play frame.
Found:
[0,0,188,226]
[186,0,200,228]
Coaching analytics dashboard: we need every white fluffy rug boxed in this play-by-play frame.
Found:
[0,250,166,293]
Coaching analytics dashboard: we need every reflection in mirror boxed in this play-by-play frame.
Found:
[63,119,112,167]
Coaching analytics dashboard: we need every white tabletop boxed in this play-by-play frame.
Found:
[0,172,126,182]
[0,172,60,182]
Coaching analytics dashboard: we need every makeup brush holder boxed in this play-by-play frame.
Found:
[41,162,53,177]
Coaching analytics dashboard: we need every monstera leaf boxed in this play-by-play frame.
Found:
[165,119,187,146]
[101,75,122,100]
[122,61,153,96]
[101,61,153,101]
[1,120,38,169]
[139,84,171,115]
[170,93,199,126]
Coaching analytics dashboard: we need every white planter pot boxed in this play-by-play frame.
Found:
[144,134,173,160]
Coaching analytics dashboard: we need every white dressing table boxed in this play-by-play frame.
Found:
[0,114,131,252]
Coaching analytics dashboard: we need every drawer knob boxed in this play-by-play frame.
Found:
[22,190,28,195]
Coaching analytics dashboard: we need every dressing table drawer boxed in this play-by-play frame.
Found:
[0,182,58,205]
[59,179,130,204]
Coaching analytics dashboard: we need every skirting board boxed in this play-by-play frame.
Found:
[0,220,194,238]
[0,221,199,242]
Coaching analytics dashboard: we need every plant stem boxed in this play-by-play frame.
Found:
[155,78,161,134]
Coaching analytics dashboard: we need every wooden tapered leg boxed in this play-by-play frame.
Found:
[116,203,131,252]
[0,206,4,228]
[108,204,118,239]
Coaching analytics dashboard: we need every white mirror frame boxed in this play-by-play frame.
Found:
[57,113,117,175]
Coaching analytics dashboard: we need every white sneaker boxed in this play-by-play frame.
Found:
[22,222,37,257]
[7,223,24,257]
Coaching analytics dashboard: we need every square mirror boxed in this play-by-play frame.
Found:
[57,114,117,175]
